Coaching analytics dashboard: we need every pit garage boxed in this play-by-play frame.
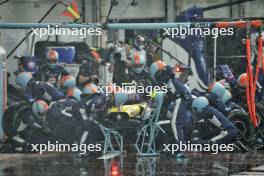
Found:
[0,0,264,175]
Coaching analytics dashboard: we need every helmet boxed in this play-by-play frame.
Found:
[83,83,98,94]
[134,35,145,50]
[15,72,33,90]
[114,92,128,106]
[208,82,226,98]
[90,50,101,63]
[221,90,232,104]
[32,100,49,116]
[150,60,166,80]
[60,75,76,89]
[192,96,209,112]
[46,50,59,68]
[130,50,146,73]
[67,87,82,101]
[237,73,248,88]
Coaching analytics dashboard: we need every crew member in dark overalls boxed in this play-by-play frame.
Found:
[35,50,69,88]
[191,96,237,145]
[150,60,192,144]
[16,71,65,103]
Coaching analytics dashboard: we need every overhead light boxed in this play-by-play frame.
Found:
[130,0,138,6]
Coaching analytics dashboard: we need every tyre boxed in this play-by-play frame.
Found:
[227,109,254,142]
[2,103,21,135]
[255,103,264,138]
[2,102,32,137]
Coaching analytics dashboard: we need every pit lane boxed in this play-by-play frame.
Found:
[0,150,264,176]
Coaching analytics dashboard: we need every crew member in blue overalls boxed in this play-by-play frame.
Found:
[206,82,241,115]
[45,87,82,144]
[150,60,192,144]
[8,89,81,151]
[16,71,65,103]
[191,96,237,145]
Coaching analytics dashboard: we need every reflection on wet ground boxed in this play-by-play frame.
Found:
[0,151,264,176]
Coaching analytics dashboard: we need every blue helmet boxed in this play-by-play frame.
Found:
[192,96,209,112]
[114,92,128,106]
[150,60,166,80]
[67,87,82,101]
[61,75,76,89]
[237,73,248,88]
[15,72,33,91]
[32,100,49,116]
[221,90,232,104]
[208,82,226,98]
[83,83,98,94]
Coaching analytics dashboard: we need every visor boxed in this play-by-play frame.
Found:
[132,64,144,69]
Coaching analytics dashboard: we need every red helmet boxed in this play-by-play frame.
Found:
[237,73,249,88]
[32,100,49,116]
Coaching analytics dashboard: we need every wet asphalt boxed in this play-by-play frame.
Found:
[0,151,264,176]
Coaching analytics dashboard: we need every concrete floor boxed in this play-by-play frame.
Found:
[0,151,264,176]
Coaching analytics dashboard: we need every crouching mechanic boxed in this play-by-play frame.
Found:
[16,72,65,103]
[60,75,77,93]
[221,90,242,111]
[191,96,237,145]
[66,83,143,145]
[46,83,110,146]
[7,88,81,151]
[8,100,50,152]
[71,83,113,145]
[150,60,192,144]
[45,87,83,144]
[206,82,240,115]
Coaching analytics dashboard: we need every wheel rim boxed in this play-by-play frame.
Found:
[232,120,247,139]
